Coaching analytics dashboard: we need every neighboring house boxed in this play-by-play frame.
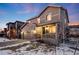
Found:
[0,28,7,37]
[21,6,69,45]
[69,25,79,37]
[3,28,8,37]
[6,21,24,39]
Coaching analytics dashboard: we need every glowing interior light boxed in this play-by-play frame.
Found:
[47,13,52,21]
[28,21,31,23]
[37,18,40,23]
[45,26,49,30]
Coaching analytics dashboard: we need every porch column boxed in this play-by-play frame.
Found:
[55,23,59,44]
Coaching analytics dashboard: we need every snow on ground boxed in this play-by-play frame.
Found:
[0,37,10,42]
[0,37,17,42]
[0,41,31,50]
[0,42,55,55]
[0,41,79,55]
[56,43,75,55]
[0,37,79,55]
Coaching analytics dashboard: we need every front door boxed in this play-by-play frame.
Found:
[42,27,45,34]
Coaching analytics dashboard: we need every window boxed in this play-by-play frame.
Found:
[45,26,49,33]
[47,13,52,21]
[35,27,42,35]
[37,18,40,23]
[64,18,67,23]
[28,21,31,23]
[31,30,36,34]
[45,25,56,34]
[50,26,56,33]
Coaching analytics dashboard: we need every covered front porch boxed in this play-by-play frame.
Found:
[21,22,62,45]
[35,23,57,38]
[34,23,60,45]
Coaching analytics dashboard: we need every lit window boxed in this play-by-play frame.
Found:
[50,26,56,33]
[37,18,40,23]
[31,30,36,34]
[28,21,31,23]
[47,13,52,21]
[35,27,42,34]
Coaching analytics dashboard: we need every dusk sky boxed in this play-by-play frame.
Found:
[0,3,79,29]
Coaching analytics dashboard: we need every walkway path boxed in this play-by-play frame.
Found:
[0,40,28,47]
[0,38,32,50]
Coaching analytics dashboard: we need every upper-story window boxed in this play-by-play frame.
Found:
[37,18,40,23]
[64,18,67,24]
[47,13,52,21]
[28,21,31,23]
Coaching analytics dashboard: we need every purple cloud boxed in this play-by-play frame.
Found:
[16,4,40,14]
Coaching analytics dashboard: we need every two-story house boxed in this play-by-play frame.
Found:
[6,21,25,39]
[21,6,69,45]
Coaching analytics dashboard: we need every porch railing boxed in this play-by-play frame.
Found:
[34,33,56,39]
[42,33,56,39]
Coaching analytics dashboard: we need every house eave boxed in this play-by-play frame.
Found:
[37,22,60,27]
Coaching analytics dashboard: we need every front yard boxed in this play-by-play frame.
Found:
[0,37,17,42]
[0,37,79,55]
[0,37,11,42]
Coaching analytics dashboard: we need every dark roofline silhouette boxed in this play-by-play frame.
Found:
[21,6,69,29]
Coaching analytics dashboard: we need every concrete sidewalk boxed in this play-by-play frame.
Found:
[0,39,31,49]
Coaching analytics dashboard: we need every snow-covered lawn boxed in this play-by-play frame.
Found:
[0,37,17,42]
[0,41,31,50]
[0,41,79,55]
[0,37,10,42]
[0,37,79,55]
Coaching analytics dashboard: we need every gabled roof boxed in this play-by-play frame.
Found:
[21,6,69,29]
[27,6,63,21]
[20,22,28,29]
[38,6,69,23]
[38,6,65,17]
[27,16,38,21]
[27,6,68,21]
[15,21,25,24]
[6,22,14,25]
[6,21,25,25]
